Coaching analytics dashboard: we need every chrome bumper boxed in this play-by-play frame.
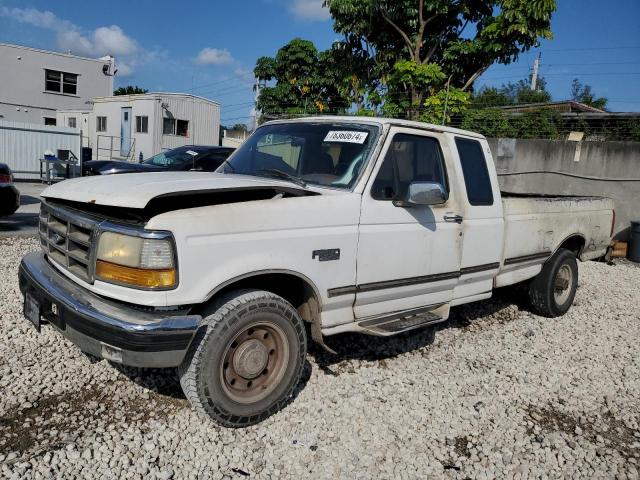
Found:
[18,252,201,368]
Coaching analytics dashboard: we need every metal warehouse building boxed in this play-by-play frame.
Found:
[73,93,221,161]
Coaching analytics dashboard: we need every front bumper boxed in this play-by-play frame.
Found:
[18,252,201,368]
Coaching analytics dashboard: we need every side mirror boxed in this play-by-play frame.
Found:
[393,181,447,207]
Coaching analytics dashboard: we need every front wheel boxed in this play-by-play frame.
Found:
[178,290,307,428]
[528,248,579,317]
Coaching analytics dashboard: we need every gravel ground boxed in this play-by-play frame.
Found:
[1,236,639,479]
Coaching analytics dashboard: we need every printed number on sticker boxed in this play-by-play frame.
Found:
[324,131,369,144]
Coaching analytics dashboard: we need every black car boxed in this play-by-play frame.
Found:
[83,145,235,176]
[0,163,20,216]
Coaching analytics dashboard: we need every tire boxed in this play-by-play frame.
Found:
[528,248,578,317]
[178,289,307,428]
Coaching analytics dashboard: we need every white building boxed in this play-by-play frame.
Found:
[0,43,115,125]
[81,93,220,161]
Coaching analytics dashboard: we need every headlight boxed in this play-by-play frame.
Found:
[95,231,176,289]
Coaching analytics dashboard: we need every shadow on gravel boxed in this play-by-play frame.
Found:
[0,212,38,234]
[0,382,184,460]
[111,359,313,419]
[310,285,531,375]
[111,364,187,402]
[525,404,640,461]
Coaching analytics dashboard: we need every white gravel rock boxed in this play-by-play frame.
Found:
[1,236,639,478]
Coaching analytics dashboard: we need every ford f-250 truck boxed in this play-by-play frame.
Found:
[19,117,614,427]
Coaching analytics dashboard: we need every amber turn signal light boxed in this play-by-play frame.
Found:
[95,260,176,289]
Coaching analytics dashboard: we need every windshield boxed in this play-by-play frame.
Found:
[143,147,204,167]
[218,122,379,189]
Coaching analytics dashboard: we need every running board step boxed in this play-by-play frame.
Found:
[357,304,448,336]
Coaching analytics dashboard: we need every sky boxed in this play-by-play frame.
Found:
[1,0,639,127]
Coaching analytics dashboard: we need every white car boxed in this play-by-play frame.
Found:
[19,117,614,427]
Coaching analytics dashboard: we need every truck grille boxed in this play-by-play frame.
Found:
[39,202,99,283]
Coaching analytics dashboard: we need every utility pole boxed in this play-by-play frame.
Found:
[252,77,261,130]
[531,51,541,91]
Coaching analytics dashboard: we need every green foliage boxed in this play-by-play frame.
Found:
[499,77,551,104]
[421,87,470,125]
[254,38,358,117]
[461,109,516,138]
[388,61,446,93]
[325,0,556,118]
[113,86,148,95]
[461,108,560,139]
[472,87,513,108]
[571,78,607,110]
[383,60,446,117]
[510,109,561,139]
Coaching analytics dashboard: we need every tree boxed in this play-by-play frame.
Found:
[570,78,607,110]
[421,87,470,124]
[325,0,556,119]
[461,109,516,138]
[254,39,354,117]
[113,86,149,95]
[472,86,513,108]
[500,77,551,104]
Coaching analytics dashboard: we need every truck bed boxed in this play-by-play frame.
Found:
[496,194,614,287]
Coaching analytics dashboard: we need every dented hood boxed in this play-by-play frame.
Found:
[41,172,309,209]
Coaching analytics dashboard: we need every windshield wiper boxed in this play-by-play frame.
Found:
[258,168,306,187]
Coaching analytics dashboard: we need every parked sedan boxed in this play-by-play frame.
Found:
[0,163,20,216]
[83,145,235,176]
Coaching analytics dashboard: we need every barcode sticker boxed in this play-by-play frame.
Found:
[323,131,369,144]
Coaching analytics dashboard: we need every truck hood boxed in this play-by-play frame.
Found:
[41,172,312,209]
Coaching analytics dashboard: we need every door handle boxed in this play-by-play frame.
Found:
[444,214,464,224]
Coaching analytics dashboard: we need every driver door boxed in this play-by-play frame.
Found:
[354,127,464,319]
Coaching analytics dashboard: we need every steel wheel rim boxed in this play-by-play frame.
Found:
[220,321,289,404]
[554,264,573,305]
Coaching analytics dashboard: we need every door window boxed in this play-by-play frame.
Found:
[371,133,447,201]
[455,138,494,206]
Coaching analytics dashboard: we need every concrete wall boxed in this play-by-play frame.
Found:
[488,138,640,240]
[0,43,113,124]
[0,120,81,180]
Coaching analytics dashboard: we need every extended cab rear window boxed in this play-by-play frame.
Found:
[455,137,494,206]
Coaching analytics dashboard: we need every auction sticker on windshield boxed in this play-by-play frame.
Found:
[324,131,369,144]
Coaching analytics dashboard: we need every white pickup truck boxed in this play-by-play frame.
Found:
[19,117,614,427]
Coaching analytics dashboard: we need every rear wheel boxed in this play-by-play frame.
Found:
[178,290,307,428]
[528,248,578,317]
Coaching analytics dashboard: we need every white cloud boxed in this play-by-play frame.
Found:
[1,7,141,75]
[289,0,330,21]
[0,7,67,30]
[195,47,234,66]
[93,26,138,56]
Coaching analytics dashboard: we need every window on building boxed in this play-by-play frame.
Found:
[44,117,57,126]
[455,137,494,206]
[45,70,78,95]
[176,119,189,137]
[163,118,175,135]
[96,116,107,132]
[68,117,76,128]
[163,118,190,136]
[136,115,148,133]
[372,133,448,201]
